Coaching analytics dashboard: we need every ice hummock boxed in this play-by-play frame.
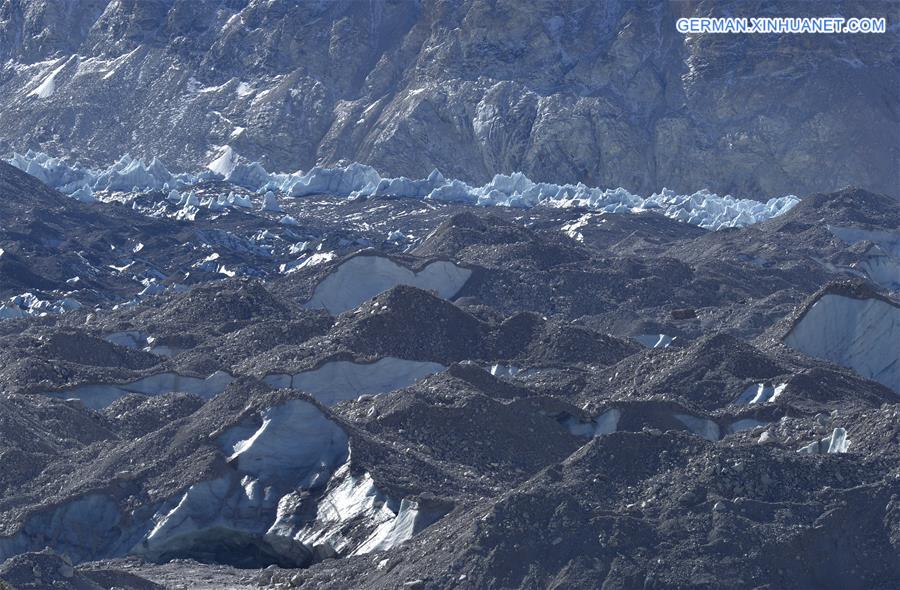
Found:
[5,149,800,231]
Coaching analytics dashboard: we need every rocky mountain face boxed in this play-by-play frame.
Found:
[0,0,898,197]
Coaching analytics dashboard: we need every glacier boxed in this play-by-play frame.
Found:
[0,398,443,567]
[263,357,446,407]
[784,294,899,394]
[5,150,800,231]
[304,254,473,315]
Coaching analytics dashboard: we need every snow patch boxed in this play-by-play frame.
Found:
[28,58,71,98]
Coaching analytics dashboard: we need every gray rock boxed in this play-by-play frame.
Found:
[0,0,896,198]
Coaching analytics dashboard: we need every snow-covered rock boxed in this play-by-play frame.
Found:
[304,255,472,315]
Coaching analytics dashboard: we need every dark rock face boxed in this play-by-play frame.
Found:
[0,0,898,197]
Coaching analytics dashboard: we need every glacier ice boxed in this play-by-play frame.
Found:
[138,399,441,565]
[280,251,337,274]
[674,414,721,442]
[0,292,82,319]
[4,150,800,231]
[283,460,448,559]
[263,357,446,406]
[47,371,235,409]
[784,294,899,394]
[260,190,282,212]
[634,334,676,349]
[282,163,381,197]
[352,498,443,555]
[798,427,850,454]
[138,399,349,565]
[734,382,787,405]
[304,255,472,315]
[207,146,240,177]
[0,494,126,564]
[828,226,900,290]
[223,400,349,488]
[104,330,149,349]
[0,397,442,566]
[94,155,177,192]
[727,418,769,434]
[5,151,186,194]
[564,409,621,437]
[290,463,390,556]
[828,226,900,257]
